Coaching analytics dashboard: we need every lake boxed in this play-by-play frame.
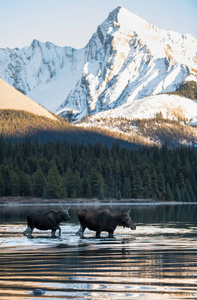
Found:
[0,203,196,299]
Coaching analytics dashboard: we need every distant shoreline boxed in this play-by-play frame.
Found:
[0,197,196,206]
[0,196,154,205]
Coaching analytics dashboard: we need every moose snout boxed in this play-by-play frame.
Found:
[63,213,71,221]
[130,222,136,230]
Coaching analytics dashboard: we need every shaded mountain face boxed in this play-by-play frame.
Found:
[0,6,197,121]
[0,78,56,120]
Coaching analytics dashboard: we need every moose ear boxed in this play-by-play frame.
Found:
[60,206,70,211]
[122,209,131,215]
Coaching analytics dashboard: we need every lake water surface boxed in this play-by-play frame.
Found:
[0,203,196,299]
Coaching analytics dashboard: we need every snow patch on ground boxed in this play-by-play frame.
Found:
[87,94,197,124]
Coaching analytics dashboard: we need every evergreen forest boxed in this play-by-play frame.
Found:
[0,136,196,202]
[169,80,197,100]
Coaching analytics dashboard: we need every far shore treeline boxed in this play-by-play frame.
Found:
[0,136,196,202]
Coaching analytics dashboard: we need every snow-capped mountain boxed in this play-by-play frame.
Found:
[0,40,86,112]
[0,6,197,122]
[58,6,197,121]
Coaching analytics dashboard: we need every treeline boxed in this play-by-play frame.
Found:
[168,80,197,101]
[0,137,196,201]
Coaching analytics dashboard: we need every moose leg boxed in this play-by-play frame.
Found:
[23,226,33,238]
[51,225,61,237]
[108,231,114,238]
[96,230,101,238]
[23,228,29,236]
[76,224,86,238]
[26,216,34,238]
[51,229,57,238]
[27,227,33,238]
[58,226,61,237]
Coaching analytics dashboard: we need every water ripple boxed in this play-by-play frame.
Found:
[0,207,197,299]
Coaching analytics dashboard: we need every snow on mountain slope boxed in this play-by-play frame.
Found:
[86,94,197,125]
[0,40,86,112]
[56,6,197,120]
[0,78,56,120]
[0,6,197,122]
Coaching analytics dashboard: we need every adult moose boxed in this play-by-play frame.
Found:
[76,208,136,238]
[23,207,70,238]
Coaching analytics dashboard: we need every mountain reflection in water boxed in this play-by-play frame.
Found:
[0,203,196,299]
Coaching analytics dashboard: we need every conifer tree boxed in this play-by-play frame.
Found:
[71,190,77,199]
[18,171,32,196]
[10,171,19,196]
[114,160,121,192]
[122,177,131,198]
[32,168,46,198]
[90,167,105,198]
[132,170,144,198]
[177,172,186,190]
[175,184,182,201]
[98,179,105,200]
[158,173,166,199]
[105,165,116,198]
[47,164,64,198]
[143,169,152,198]
[63,167,73,198]
[116,190,122,200]
[85,182,93,199]
[72,171,83,198]
[42,186,50,199]
[0,165,11,196]
[151,169,159,199]
[185,178,196,202]
[183,190,191,202]
[0,171,5,196]
[166,183,174,201]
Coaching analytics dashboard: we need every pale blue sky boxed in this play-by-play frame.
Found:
[1,0,197,49]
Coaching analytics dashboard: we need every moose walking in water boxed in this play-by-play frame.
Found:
[76,208,136,238]
[23,207,70,238]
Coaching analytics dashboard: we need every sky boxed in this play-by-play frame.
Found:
[1,0,197,49]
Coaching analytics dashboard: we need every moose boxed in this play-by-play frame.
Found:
[76,208,136,238]
[23,207,70,238]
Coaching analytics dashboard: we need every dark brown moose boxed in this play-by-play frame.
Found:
[23,207,70,238]
[76,208,136,238]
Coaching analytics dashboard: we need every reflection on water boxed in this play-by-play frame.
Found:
[0,203,196,299]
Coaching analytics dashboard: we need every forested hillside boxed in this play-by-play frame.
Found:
[0,137,196,202]
[0,109,145,146]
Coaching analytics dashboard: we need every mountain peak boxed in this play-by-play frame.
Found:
[105,6,148,31]
[0,6,196,125]
[31,39,41,47]
[107,6,123,20]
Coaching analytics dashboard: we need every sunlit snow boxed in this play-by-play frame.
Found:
[0,6,196,123]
